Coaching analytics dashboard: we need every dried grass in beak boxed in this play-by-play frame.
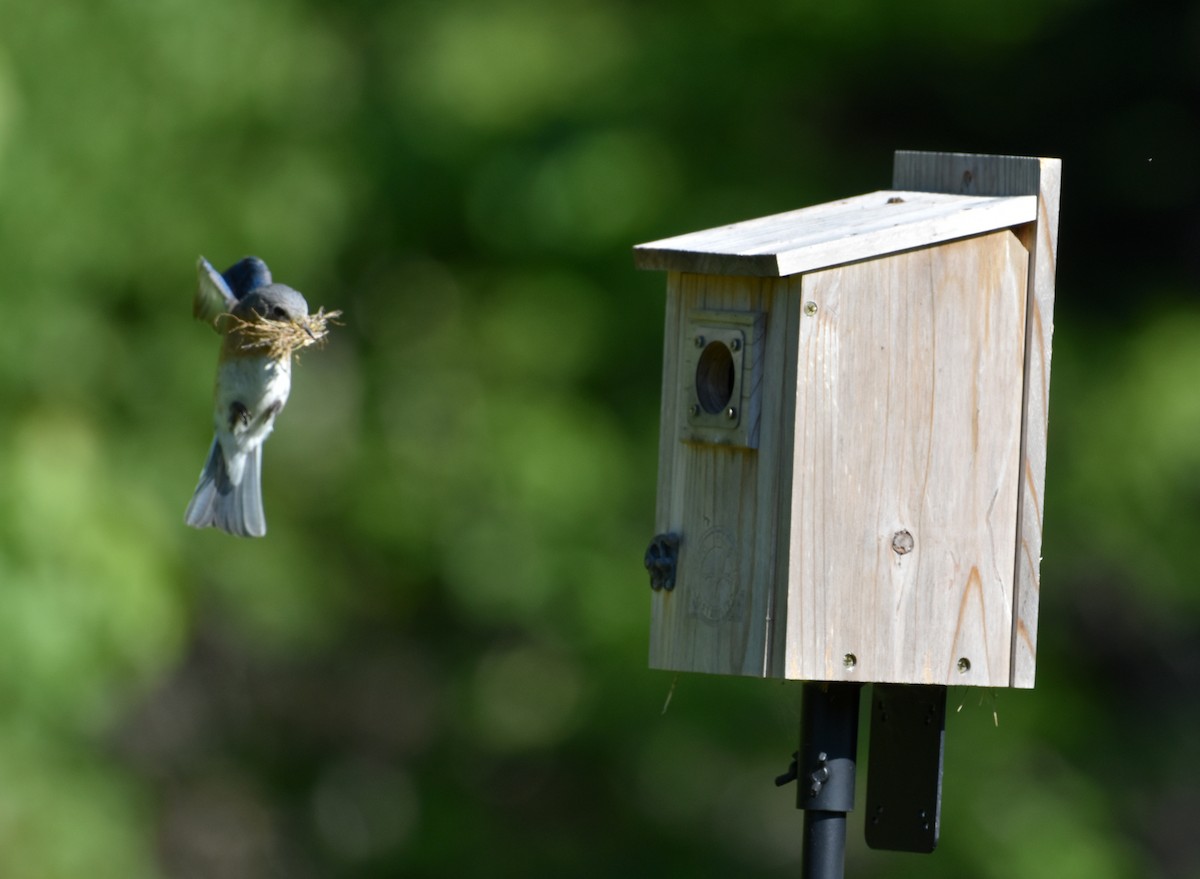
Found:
[216,307,343,360]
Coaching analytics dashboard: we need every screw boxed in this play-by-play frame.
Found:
[729,338,742,352]
[843,653,857,670]
[694,335,706,348]
[804,301,818,317]
[725,406,737,420]
[957,657,971,674]
[688,403,700,417]
[809,753,830,797]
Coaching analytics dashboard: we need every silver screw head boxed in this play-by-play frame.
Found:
[729,338,742,352]
[725,406,737,420]
[804,301,818,317]
[694,334,706,348]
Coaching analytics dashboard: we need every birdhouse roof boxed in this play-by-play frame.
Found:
[633,190,1037,278]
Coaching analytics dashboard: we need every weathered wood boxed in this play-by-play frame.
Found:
[641,151,1059,688]
[894,150,1046,200]
[785,231,1028,686]
[633,190,1036,278]
[651,272,801,676]
[893,151,1061,688]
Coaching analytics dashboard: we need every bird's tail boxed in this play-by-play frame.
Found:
[184,439,267,537]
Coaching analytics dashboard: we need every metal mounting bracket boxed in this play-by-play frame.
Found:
[864,684,946,853]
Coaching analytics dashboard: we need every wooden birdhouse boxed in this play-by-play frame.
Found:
[637,151,1060,689]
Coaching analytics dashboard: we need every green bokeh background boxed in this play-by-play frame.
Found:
[0,0,1198,876]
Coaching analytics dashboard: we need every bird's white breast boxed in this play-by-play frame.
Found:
[214,354,293,453]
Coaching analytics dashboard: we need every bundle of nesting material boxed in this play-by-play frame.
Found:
[217,307,343,360]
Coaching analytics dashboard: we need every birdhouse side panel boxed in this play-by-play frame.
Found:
[1010,160,1061,688]
[893,151,1062,688]
[651,272,800,677]
[784,231,1029,686]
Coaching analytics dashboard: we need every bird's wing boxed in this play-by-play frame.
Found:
[221,257,272,300]
[194,255,238,330]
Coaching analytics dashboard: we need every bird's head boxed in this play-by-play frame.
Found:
[236,284,313,336]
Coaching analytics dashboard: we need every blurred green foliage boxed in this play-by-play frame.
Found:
[0,0,1198,876]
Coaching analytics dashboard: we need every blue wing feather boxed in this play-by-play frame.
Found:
[194,256,238,328]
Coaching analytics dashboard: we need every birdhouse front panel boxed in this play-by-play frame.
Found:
[650,271,801,677]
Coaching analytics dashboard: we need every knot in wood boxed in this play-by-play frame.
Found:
[891,530,914,555]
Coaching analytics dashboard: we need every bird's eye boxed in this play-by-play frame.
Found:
[272,306,287,319]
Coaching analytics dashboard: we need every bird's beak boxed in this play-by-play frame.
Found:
[296,318,316,340]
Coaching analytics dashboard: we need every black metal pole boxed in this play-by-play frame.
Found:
[802,810,847,878]
[797,682,860,879]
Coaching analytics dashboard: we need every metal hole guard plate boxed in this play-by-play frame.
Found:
[680,309,763,449]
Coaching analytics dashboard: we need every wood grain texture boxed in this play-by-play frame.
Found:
[894,151,1045,200]
[784,231,1029,686]
[650,273,801,677]
[893,151,1061,688]
[633,191,1036,278]
[643,151,1059,687]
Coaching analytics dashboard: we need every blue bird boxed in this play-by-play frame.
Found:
[185,256,312,537]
